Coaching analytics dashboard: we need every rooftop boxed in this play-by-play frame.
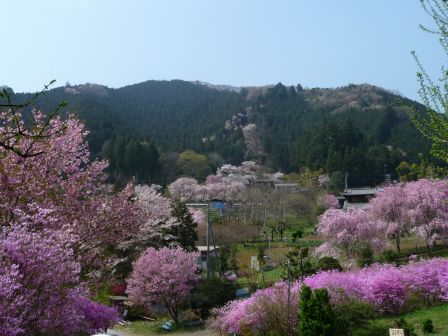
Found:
[342,187,384,196]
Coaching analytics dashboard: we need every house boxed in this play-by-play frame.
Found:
[196,246,220,273]
[341,187,383,210]
[274,183,304,193]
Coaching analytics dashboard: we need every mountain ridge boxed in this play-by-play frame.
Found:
[10,79,431,185]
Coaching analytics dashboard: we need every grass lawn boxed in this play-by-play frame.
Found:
[115,320,205,335]
[354,304,448,336]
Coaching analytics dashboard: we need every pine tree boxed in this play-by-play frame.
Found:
[170,202,198,251]
[299,285,338,336]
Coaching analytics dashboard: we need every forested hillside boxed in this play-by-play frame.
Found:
[11,80,431,186]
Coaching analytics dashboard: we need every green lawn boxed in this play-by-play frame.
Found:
[354,304,448,336]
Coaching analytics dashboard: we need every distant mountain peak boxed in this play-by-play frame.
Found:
[64,83,109,97]
[190,80,243,92]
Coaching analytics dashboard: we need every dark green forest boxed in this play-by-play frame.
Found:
[11,80,431,186]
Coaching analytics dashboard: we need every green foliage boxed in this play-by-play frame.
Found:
[329,171,345,192]
[220,245,238,271]
[393,317,417,336]
[378,249,400,263]
[423,318,435,334]
[396,161,419,182]
[294,118,418,185]
[177,150,210,180]
[396,157,443,182]
[125,304,149,321]
[10,80,433,185]
[282,247,316,281]
[318,256,343,271]
[333,298,376,336]
[297,167,323,188]
[292,229,303,242]
[356,245,374,267]
[298,285,338,336]
[169,202,198,251]
[409,1,448,164]
[190,278,236,319]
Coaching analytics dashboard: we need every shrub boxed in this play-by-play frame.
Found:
[292,230,303,241]
[378,249,399,263]
[333,298,376,335]
[393,317,417,336]
[422,319,434,334]
[191,279,236,319]
[356,245,374,267]
[210,281,300,335]
[318,256,343,271]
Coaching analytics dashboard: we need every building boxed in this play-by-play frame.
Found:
[196,245,220,273]
[341,187,383,210]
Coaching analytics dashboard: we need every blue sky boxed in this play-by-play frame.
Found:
[1,0,444,101]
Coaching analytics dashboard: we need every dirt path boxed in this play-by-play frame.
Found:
[108,328,217,336]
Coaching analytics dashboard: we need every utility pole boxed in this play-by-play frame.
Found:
[206,202,211,280]
[287,260,292,336]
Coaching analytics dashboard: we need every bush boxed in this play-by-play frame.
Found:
[334,298,376,335]
[422,319,434,334]
[393,317,417,336]
[318,256,343,271]
[378,249,399,263]
[356,246,374,267]
[292,230,303,242]
[125,304,149,320]
[191,279,236,319]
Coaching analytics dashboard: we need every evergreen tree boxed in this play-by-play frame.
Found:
[170,202,198,251]
[298,285,338,336]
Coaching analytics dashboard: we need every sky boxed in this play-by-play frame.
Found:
[1,0,445,101]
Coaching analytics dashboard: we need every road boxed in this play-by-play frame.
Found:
[108,328,217,336]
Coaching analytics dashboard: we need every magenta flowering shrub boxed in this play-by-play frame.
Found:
[211,259,448,334]
[305,260,448,314]
[0,222,118,335]
[360,265,406,314]
[210,281,300,335]
[404,258,448,303]
[78,297,119,333]
[126,247,200,324]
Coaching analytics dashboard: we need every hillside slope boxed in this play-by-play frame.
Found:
[11,80,430,184]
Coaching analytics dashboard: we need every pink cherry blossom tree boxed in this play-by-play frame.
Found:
[0,114,140,263]
[316,208,386,259]
[369,184,411,254]
[135,184,179,246]
[0,110,137,334]
[168,172,246,203]
[323,194,340,209]
[126,247,200,324]
[404,179,448,248]
[188,207,206,226]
